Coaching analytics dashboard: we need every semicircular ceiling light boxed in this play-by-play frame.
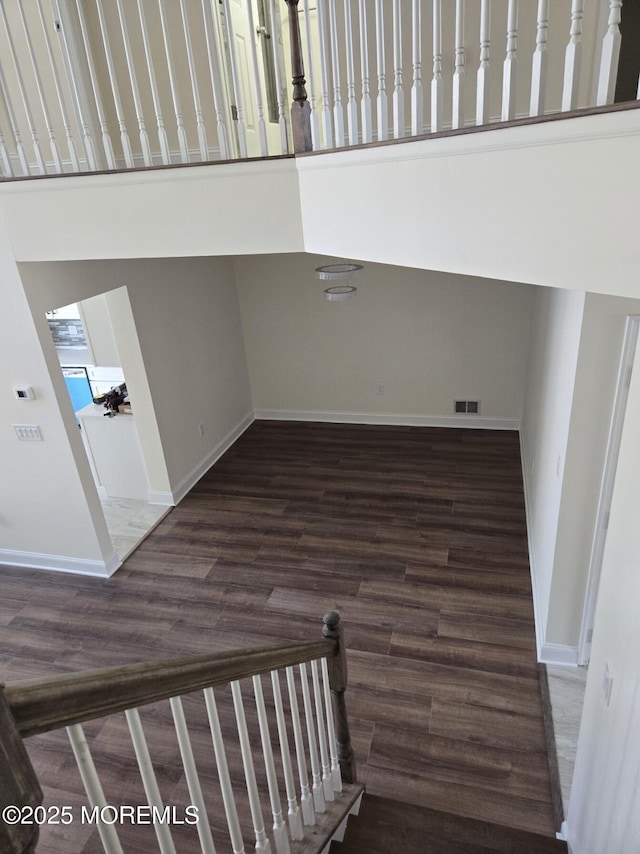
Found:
[315,262,363,301]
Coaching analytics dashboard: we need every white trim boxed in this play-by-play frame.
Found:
[0,548,121,577]
[254,409,520,430]
[540,642,579,666]
[562,820,582,854]
[148,490,174,505]
[171,411,255,504]
[519,424,546,661]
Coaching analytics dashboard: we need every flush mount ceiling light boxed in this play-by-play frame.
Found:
[315,262,363,301]
[323,284,358,301]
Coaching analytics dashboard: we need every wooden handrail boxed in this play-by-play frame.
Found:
[4,637,335,738]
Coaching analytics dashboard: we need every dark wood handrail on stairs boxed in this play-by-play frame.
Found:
[0,612,356,854]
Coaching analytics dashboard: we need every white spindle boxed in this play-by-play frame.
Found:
[299,662,325,814]
[95,0,134,168]
[328,0,345,146]
[269,0,289,154]
[431,0,443,132]
[35,0,79,171]
[302,0,320,150]
[0,0,46,173]
[375,0,388,141]
[271,671,304,841]
[16,0,62,172]
[311,659,334,802]
[169,696,217,854]
[115,0,152,166]
[125,708,177,854]
[71,0,111,170]
[321,658,342,793]
[343,0,358,145]
[316,0,333,148]
[637,74,640,100]
[221,0,248,158]
[243,0,269,155]
[392,0,404,138]
[0,126,12,177]
[411,0,423,136]
[597,0,623,106]
[158,0,190,161]
[452,0,465,129]
[285,666,315,827]
[476,0,491,126]
[231,681,272,853]
[137,0,170,165]
[201,0,231,160]
[179,0,209,160]
[0,64,27,175]
[501,0,518,121]
[358,0,372,143]
[67,724,124,854]
[253,675,290,854]
[203,688,246,854]
[529,0,548,117]
[562,0,584,111]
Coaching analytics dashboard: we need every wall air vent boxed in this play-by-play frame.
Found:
[454,400,481,414]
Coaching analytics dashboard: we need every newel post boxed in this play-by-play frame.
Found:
[284,0,313,152]
[0,686,43,853]
[322,612,356,783]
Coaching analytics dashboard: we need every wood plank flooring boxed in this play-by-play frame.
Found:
[0,421,557,852]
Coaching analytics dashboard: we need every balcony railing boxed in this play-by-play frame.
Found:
[0,0,635,179]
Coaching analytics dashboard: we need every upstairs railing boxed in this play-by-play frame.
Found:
[0,612,358,854]
[0,0,635,179]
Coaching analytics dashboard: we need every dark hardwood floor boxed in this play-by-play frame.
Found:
[0,421,557,852]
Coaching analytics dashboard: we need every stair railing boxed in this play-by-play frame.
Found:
[0,611,358,854]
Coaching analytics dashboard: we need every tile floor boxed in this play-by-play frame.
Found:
[100,497,171,560]
[546,664,589,815]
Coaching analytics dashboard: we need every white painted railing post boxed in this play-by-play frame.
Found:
[136,0,170,165]
[315,0,333,148]
[179,0,210,161]
[562,0,584,111]
[115,0,153,166]
[501,0,518,121]
[392,0,405,138]
[285,666,315,827]
[299,662,326,814]
[321,658,342,793]
[431,0,443,132]
[311,660,334,802]
[358,0,372,143]
[343,0,358,145]
[375,0,388,141]
[271,671,304,840]
[302,0,321,150]
[95,0,134,168]
[411,0,423,136]
[597,0,623,106]
[253,675,290,854]
[269,0,290,154]
[328,0,345,147]
[202,0,231,160]
[529,0,549,117]
[159,0,191,162]
[476,0,491,126]
[452,0,465,129]
[0,63,28,175]
[245,0,270,155]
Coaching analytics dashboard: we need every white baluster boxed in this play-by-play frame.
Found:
[202,0,231,160]
[316,0,334,148]
[529,0,548,117]
[411,0,423,136]
[285,666,315,827]
[125,708,177,854]
[71,0,111,170]
[95,0,134,168]
[169,696,217,854]
[343,0,358,145]
[179,0,209,160]
[597,0,623,106]
[299,662,325,814]
[358,0,372,143]
[562,0,584,112]
[16,0,62,172]
[637,73,640,100]
[137,0,171,165]
[431,0,443,132]
[0,64,27,175]
[231,681,272,853]
[476,0,491,126]
[302,0,320,149]
[203,688,246,854]
[328,0,345,146]
[271,671,304,840]
[221,0,248,158]
[244,0,269,155]
[115,0,152,166]
[0,0,46,173]
[253,675,290,854]
[35,0,79,171]
[158,0,191,161]
[452,0,465,130]
[321,658,342,793]
[501,0,518,121]
[392,0,404,138]
[0,126,12,177]
[311,659,334,802]
[67,724,124,854]
[269,0,290,154]
[375,0,388,141]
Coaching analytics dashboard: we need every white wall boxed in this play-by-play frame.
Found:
[235,253,533,424]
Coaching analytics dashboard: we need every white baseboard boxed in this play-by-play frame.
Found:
[148,491,174,506]
[0,549,121,577]
[540,643,580,666]
[254,409,520,430]
[171,412,255,504]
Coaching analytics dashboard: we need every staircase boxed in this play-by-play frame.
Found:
[330,795,568,854]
